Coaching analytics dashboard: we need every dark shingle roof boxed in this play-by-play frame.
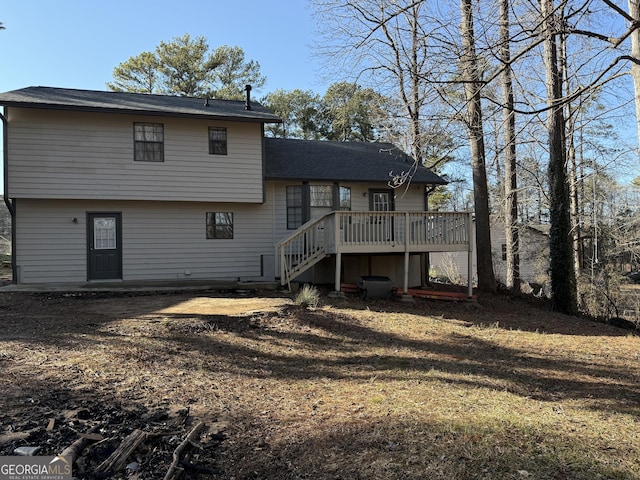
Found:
[265,137,446,185]
[0,86,281,123]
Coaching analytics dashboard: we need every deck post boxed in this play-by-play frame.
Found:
[334,252,342,293]
[403,251,410,294]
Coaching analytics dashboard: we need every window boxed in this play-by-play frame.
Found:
[310,185,333,219]
[209,127,227,155]
[501,244,507,261]
[134,122,164,162]
[206,212,233,239]
[339,186,351,210]
[286,186,303,229]
[310,185,333,207]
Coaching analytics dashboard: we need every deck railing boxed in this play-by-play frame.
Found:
[337,211,472,250]
[277,211,472,286]
[276,215,329,289]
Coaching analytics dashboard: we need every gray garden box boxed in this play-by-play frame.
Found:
[359,276,393,299]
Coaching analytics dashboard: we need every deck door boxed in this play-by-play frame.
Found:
[87,213,122,280]
[369,189,395,241]
[370,190,394,213]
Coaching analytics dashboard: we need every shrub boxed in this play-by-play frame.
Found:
[294,284,320,309]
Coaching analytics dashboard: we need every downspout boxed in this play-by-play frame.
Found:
[0,107,17,284]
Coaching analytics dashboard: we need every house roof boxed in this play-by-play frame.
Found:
[0,86,282,123]
[264,137,446,185]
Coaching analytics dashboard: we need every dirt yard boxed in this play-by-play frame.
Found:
[1,287,639,479]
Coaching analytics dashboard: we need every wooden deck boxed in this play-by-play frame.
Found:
[276,211,474,296]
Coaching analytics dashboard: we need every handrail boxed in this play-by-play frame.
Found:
[275,213,333,251]
[276,212,334,288]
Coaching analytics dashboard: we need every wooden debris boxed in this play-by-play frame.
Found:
[163,421,205,480]
[59,425,100,464]
[95,428,148,473]
[340,283,360,294]
[394,287,477,301]
[79,432,104,441]
[46,418,56,432]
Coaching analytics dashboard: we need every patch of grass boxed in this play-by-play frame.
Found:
[294,284,321,309]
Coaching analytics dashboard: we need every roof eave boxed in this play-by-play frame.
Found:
[265,175,447,185]
[0,101,283,123]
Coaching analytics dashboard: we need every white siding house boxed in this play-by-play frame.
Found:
[1,86,469,293]
[431,219,550,289]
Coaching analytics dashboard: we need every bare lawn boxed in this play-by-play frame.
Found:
[1,288,639,479]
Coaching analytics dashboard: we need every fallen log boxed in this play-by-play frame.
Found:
[59,425,100,464]
[163,421,205,480]
[95,428,148,473]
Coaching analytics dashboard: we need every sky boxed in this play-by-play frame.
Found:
[0,0,327,95]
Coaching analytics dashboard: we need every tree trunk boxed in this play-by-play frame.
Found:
[541,0,578,314]
[409,5,424,164]
[500,0,520,292]
[629,0,640,151]
[559,21,583,280]
[461,0,497,293]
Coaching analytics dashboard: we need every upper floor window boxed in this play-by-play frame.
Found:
[209,127,227,155]
[134,122,164,162]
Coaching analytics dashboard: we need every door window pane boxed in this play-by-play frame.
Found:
[94,217,116,249]
[340,186,351,210]
[373,192,391,211]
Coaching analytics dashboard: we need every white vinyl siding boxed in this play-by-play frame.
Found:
[15,198,276,284]
[7,108,264,203]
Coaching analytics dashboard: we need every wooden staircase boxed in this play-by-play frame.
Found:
[276,214,331,289]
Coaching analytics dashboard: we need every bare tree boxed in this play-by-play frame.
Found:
[460,0,497,293]
[499,0,520,292]
[312,0,453,166]
[540,0,578,314]
[627,0,640,150]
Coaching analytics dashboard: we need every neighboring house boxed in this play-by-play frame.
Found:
[0,86,472,294]
[431,218,550,290]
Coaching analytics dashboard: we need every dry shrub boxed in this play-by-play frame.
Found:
[294,284,321,309]
[437,253,463,285]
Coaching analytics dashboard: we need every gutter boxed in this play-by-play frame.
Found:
[0,108,17,284]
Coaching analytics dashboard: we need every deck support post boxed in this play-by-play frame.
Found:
[401,251,414,302]
[403,251,410,294]
[334,252,342,294]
